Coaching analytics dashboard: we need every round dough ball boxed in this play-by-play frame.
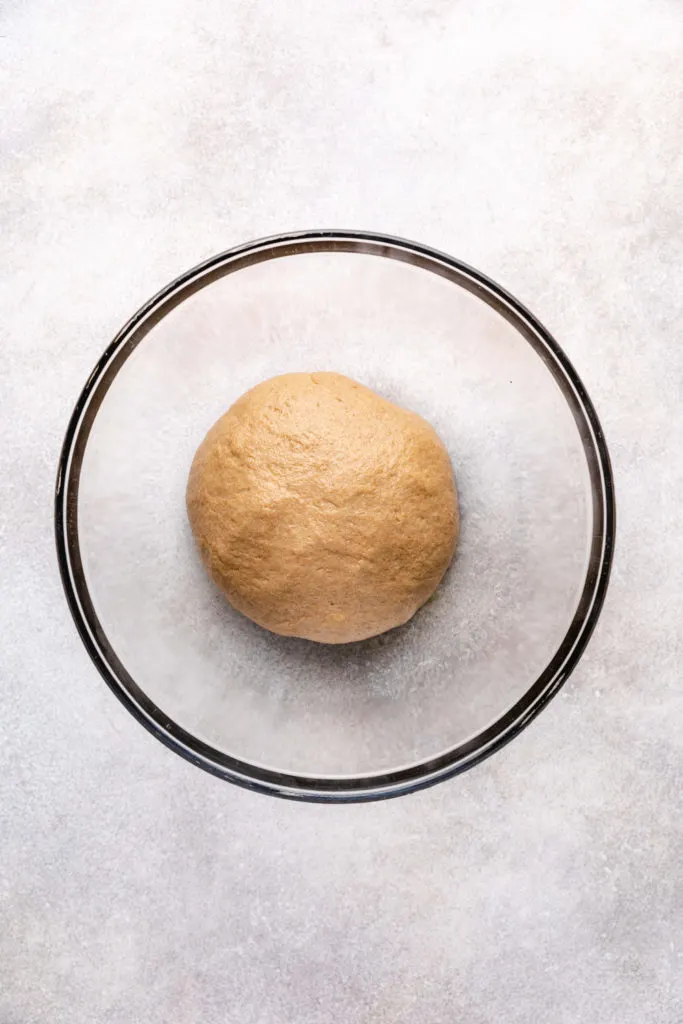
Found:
[187,372,458,643]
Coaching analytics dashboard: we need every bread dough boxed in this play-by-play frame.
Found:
[187,372,458,643]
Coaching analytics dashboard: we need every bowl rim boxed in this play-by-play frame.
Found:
[55,229,616,802]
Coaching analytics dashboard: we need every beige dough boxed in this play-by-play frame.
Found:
[187,372,458,643]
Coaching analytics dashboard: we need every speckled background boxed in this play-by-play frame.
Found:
[1,1,682,1021]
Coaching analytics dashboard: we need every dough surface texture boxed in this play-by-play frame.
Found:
[186,372,458,643]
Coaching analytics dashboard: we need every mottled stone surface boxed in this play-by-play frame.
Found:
[1,1,681,1021]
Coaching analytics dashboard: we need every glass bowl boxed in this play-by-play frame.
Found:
[55,231,615,802]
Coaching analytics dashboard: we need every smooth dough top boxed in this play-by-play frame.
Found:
[186,372,458,643]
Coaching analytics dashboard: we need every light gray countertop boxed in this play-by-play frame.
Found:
[1,1,681,1021]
